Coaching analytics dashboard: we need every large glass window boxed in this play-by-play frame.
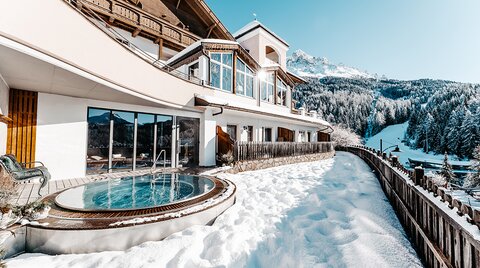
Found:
[263,127,272,142]
[260,73,275,103]
[86,108,175,174]
[136,113,155,169]
[178,117,200,167]
[86,108,111,173]
[276,78,288,106]
[227,125,237,141]
[156,115,173,167]
[210,52,233,91]
[188,62,200,81]
[111,111,135,171]
[235,58,254,97]
[247,126,254,142]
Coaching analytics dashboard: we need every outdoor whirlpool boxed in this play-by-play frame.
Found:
[17,173,236,255]
[55,174,216,211]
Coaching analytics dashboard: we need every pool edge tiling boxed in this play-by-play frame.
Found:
[24,175,236,255]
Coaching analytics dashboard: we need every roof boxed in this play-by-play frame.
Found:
[287,71,307,84]
[165,39,238,66]
[233,20,289,47]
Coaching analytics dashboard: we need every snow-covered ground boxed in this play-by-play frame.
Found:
[8,152,421,268]
[365,122,469,167]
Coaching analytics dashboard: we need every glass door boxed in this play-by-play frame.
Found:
[156,115,173,167]
[111,111,135,171]
[177,117,200,167]
[136,113,155,169]
[86,108,111,174]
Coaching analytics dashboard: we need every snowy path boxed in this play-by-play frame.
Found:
[8,152,421,268]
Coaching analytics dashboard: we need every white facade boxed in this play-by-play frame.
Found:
[0,0,331,181]
[35,93,202,180]
[0,74,8,155]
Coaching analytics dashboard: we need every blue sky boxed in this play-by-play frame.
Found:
[205,0,480,83]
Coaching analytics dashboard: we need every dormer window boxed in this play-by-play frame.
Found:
[260,72,275,103]
[210,52,233,92]
[236,58,254,98]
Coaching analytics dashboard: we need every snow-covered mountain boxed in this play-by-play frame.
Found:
[287,50,374,79]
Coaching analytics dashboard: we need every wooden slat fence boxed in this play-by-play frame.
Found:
[234,141,335,162]
[342,145,480,268]
[6,89,38,167]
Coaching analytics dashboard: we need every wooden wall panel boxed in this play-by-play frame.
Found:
[6,89,38,167]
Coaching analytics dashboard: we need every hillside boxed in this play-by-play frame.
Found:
[288,52,480,158]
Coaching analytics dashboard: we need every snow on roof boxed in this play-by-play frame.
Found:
[166,39,239,65]
[196,94,331,127]
[233,20,289,47]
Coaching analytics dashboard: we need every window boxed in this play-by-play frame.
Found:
[227,125,237,141]
[247,126,254,142]
[188,62,199,81]
[136,113,155,169]
[177,117,200,167]
[260,73,275,103]
[266,46,280,64]
[236,58,254,97]
[210,53,233,91]
[298,131,307,142]
[307,132,312,142]
[156,115,173,167]
[276,78,288,106]
[111,111,135,171]
[86,108,176,174]
[263,127,272,142]
[86,108,111,173]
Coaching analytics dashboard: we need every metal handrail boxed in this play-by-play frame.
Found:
[151,149,166,172]
[64,0,204,85]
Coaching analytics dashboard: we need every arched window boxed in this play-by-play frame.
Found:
[265,46,280,64]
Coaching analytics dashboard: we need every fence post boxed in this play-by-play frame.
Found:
[391,156,398,167]
[413,166,424,186]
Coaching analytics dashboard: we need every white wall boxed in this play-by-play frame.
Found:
[199,109,217,167]
[36,93,202,180]
[36,93,88,180]
[0,74,8,155]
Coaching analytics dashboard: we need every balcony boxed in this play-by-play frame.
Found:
[75,0,199,48]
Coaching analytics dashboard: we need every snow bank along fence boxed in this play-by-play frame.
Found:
[342,145,480,268]
[228,142,335,173]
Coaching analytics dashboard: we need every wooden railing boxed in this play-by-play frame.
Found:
[341,145,480,268]
[64,0,204,86]
[77,0,199,47]
[234,142,334,162]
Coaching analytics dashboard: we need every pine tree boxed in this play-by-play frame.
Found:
[463,146,480,188]
[440,152,457,185]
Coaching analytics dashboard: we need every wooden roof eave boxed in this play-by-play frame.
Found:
[263,66,295,87]
[168,42,261,72]
[193,0,235,41]
[203,43,260,71]
[287,71,307,85]
[166,45,204,69]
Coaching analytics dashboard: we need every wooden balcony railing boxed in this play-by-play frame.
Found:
[77,0,199,48]
[234,141,335,162]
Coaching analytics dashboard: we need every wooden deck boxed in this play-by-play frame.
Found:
[10,168,177,206]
